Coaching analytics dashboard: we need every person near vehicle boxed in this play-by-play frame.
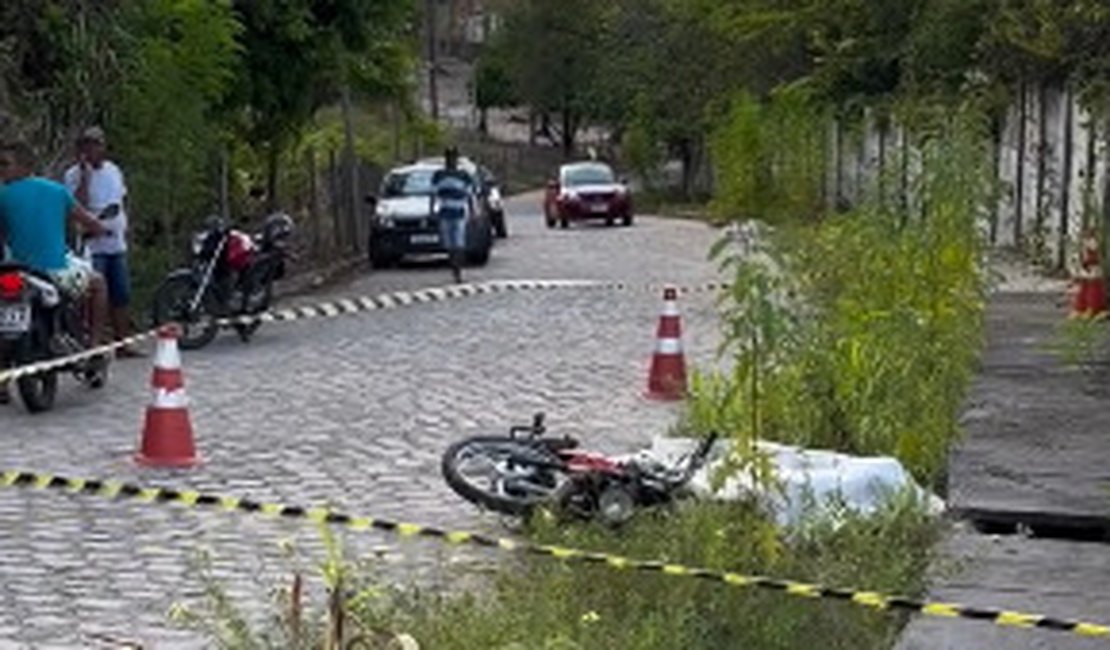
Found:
[64,126,143,358]
[0,139,110,404]
[430,147,473,283]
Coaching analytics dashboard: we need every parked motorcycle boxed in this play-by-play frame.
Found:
[441,413,719,525]
[150,213,294,350]
[0,262,107,413]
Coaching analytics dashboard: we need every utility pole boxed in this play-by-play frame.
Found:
[426,0,440,121]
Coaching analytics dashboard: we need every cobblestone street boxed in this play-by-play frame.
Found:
[0,194,726,647]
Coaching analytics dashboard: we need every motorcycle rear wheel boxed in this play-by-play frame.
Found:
[151,275,219,350]
[441,437,563,516]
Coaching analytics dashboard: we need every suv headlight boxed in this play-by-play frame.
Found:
[375,207,396,228]
[488,188,503,210]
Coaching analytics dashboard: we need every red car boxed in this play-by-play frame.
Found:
[544,162,634,228]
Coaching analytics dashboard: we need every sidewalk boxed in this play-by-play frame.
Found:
[896,262,1110,649]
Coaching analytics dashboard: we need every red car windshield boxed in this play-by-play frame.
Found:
[563,165,615,187]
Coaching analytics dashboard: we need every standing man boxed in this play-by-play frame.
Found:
[430,146,472,283]
[64,126,143,358]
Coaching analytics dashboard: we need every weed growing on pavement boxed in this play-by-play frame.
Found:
[1051,313,1110,371]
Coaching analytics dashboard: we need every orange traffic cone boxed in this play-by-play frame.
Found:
[135,325,199,467]
[646,286,687,400]
[1071,229,1107,318]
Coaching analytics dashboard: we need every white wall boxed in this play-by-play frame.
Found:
[829,83,1110,271]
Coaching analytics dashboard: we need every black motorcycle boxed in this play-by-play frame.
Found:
[150,213,294,350]
[0,262,107,413]
[442,413,719,526]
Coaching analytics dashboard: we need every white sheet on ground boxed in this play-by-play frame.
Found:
[621,437,946,528]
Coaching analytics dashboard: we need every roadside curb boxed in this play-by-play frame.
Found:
[277,255,366,300]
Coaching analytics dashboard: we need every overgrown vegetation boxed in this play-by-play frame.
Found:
[177,496,938,649]
[688,95,993,486]
[1,0,419,310]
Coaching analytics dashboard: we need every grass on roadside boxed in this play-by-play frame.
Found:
[175,494,940,650]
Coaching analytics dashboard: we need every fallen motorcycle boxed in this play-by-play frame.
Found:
[441,413,719,526]
[150,212,294,350]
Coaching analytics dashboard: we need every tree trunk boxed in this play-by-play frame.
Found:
[679,140,694,199]
[341,83,360,255]
[218,145,230,222]
[163,162,175,256]
[1016,80,1027,244]
[425,0,440,121]
[307,146,320,258]
[1035,81,1048,242]
[1059,85,1074,271]
[539,112,552,141]
[266,141,280,213]
[561,110,575,159]
[329,149,342,250]
[390,101,402,162]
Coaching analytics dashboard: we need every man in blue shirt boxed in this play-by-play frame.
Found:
[430,147,473,283]
[0,140,110,342]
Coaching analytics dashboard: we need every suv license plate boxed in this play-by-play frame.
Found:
[590,202,609,213]
[0,303,31,334]
[411,233,439,245]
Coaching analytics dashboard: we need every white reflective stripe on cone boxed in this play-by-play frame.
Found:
[151,388,189,409]
[154,340,181,371]
[655,338,683,355]
[661,302,680,317]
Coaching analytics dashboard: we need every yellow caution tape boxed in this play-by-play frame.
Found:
[2,469,1107,641]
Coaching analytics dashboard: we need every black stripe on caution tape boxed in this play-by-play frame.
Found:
[0,330,159,385]
[0,279,729,383]
[2,469,1107,640]
[214,279,729,329]
[215,279,603,328]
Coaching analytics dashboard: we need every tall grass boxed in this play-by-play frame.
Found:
[176,497,938,650]
[693,96,993,485]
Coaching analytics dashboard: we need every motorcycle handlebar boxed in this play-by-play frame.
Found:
[509,412,547,438]
[675,432,720,483]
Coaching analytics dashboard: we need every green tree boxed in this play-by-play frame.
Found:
[225,0,413,202]
[489,0,610,156]
[108,0,241,249]
[0,1,126,167]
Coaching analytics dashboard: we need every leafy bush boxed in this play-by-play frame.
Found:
[709,89,829,225]
[693,99,993,485]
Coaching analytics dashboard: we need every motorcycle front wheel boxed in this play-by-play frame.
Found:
[7,339,57,414]
[151,275,219,350]
[441,437,564,516]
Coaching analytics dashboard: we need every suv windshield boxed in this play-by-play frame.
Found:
[382,169,436,197]
[563,164,615,187]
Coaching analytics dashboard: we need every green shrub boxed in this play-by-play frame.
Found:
[695,100,993,486]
